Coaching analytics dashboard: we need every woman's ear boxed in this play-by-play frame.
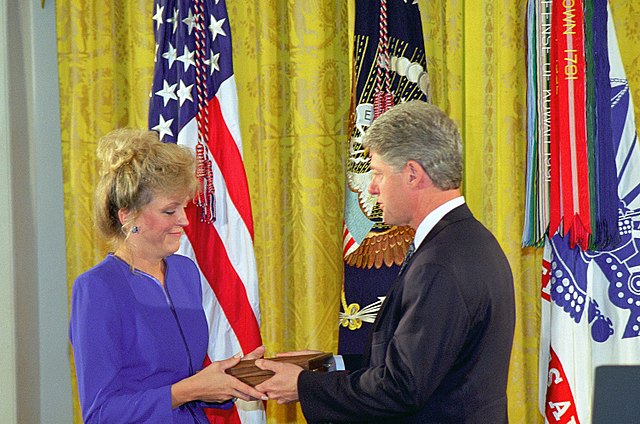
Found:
[118,208,130,226]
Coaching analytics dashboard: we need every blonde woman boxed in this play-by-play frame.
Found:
[69,129,264,423]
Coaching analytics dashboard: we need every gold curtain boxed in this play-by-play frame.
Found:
[226,2,350,422]
[57,1,154,423]
[58,1,640,423]
[611,2,640,119]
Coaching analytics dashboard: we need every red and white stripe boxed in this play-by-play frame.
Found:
[177,76,264,423]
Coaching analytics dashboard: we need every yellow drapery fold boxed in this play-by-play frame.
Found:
[57,2,154,422]
[58,1,640,423]
[227,2,350,421]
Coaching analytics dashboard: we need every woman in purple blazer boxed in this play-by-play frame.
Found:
[69,129,265,423]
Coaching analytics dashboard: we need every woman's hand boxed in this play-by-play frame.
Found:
[242,345,265,361]
[171,355,266,408]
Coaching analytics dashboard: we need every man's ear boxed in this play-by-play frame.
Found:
[406,160,423,184]
[406,160,434,189]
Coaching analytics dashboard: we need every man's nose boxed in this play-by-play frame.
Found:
[368,180,378,196]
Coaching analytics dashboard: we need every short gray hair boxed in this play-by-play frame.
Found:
[362,100,462,190]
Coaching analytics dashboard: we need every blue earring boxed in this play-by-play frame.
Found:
[131,226,139,234]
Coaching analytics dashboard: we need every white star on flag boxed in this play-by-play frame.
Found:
[152,114,174,140]
[205,51,220,75]
[209,14,226,41]
[155,80,178,106]
[162,43,178,69]
[168,8,179,34]
[176,80,194,106]
[152,4,164,30]
[182,9,196,35]
[177,45,195,71]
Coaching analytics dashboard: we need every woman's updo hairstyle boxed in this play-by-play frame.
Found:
[94,129,198,243]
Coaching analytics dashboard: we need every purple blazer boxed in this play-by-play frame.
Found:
[70,254,227,423]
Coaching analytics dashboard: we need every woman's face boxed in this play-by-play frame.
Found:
[128,193,190,262]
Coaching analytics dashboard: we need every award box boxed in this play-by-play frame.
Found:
[226,352,333,386]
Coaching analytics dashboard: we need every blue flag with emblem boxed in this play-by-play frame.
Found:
[339,0,429,363]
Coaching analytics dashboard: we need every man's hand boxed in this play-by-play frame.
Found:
[254,359,303,404]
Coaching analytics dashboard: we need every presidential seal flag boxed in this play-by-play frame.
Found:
[536,2,640,422]
[148,1,264,423]
[339,0,429,363]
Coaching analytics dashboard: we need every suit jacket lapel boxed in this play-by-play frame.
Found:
[362,204,473,365]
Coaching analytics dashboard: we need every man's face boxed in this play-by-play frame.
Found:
[367,151,410,226]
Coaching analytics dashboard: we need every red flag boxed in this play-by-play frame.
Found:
[148,0,264,422]
[549,0,591,249]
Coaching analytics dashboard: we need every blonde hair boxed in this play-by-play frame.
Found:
[94,129,198,244]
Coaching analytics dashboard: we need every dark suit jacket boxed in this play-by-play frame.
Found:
[298,204,515,423]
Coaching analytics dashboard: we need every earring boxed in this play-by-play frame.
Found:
[131,226,139,234]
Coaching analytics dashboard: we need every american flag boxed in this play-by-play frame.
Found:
[148,1,264,423]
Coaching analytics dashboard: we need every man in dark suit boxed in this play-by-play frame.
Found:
[255,100,515,423]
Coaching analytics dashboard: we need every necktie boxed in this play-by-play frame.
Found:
[398,242,415,275]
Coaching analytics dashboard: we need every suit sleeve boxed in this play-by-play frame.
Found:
[69,275,174,423]
[299,265,472,423]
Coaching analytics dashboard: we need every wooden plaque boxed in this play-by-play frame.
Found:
[225,352,333,386]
